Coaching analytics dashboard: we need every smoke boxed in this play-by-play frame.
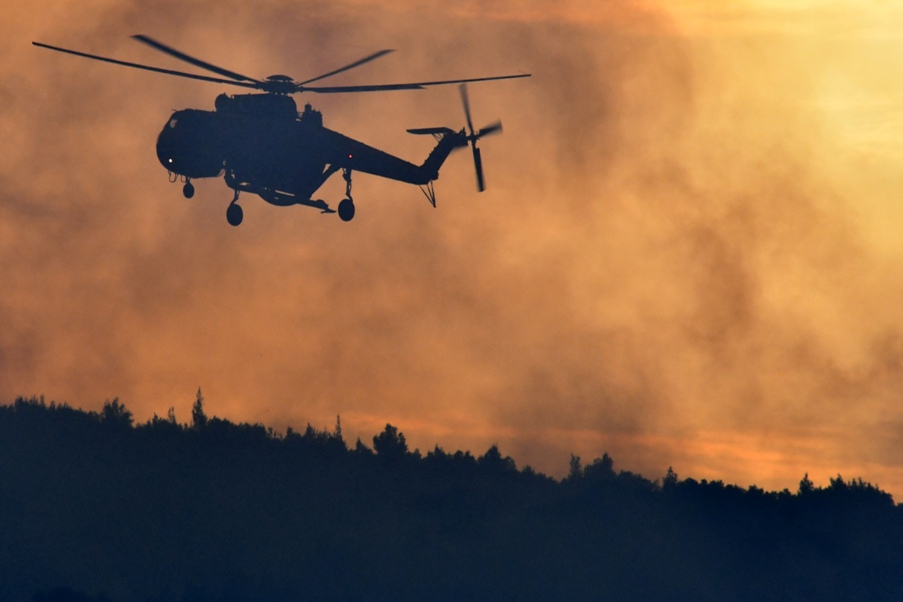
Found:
[3,0,903,495]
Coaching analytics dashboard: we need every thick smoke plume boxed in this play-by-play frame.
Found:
[3,0,903,495]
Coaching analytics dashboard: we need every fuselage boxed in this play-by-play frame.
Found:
[155,93,448,205]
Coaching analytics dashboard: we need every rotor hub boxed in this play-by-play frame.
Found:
[263,75,297,95]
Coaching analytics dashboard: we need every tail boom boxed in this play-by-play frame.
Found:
[416,129,467,182]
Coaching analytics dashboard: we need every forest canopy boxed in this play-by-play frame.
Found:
[1,395,901,602]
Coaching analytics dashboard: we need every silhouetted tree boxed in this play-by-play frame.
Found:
[100,398,132,428]
[191,387,207,429]
[478,445,517,473]
[373,423,407,459]
[584,453,615,481]
[353,437,373,456]
[568,454,583,479]
[799,472,814,495]
[663,466,679,490]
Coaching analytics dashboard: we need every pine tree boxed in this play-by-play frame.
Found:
[191,387,207,429]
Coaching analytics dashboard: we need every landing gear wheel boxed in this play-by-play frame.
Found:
[226,203,243,227]
[338,198,355,222]
[182,182,195,199]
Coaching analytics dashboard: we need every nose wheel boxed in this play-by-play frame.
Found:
[182,181,195,199]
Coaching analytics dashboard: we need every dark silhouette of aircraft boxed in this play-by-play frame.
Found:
[32,36,530,225]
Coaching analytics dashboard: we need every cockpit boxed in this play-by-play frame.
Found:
[156,109,225,178]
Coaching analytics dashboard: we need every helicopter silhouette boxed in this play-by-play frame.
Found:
[32,36,530,225]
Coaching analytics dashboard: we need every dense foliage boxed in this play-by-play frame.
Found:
[1,395,901,601]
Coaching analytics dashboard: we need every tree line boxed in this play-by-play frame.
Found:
[1,394,901,602]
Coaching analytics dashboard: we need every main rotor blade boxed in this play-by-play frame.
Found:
[302,72,531,94]
[459,84,475,136]
[132,35,262,84]
[407,127,456,135]
[297,49,394,86]
[32,41,262,90]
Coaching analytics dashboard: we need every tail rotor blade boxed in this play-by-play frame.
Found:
[473,146,485,192]
[478,121,503,138]
[459,83,475,136]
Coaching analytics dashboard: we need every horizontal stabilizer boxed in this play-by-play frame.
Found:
[407,127,455,136]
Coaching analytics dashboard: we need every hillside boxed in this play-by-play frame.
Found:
[2,395,901,601]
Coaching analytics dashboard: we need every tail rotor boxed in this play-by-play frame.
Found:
[459,84,502,192]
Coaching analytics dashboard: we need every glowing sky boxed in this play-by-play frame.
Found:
[3,0,903,496]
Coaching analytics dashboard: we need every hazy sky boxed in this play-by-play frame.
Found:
[4,0,903,496]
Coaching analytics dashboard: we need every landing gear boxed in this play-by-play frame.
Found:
[182,181,195,199]
[226,188,243,226]
[338,167,355,222]
[338,198,355,222]
[226,203,243,227]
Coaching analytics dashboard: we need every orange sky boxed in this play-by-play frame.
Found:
[3,0,903,497]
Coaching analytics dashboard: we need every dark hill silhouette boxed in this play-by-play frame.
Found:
[2,395,902,602]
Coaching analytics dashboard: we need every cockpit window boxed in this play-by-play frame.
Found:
[169,118,178,129]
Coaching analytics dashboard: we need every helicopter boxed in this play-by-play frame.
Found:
[32,36,530,225]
